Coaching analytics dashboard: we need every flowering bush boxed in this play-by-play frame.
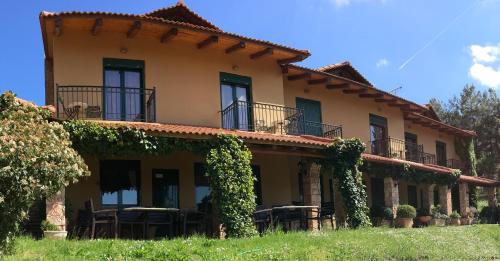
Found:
[0,92,89,255]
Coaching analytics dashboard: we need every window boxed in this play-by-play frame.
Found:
[408,185,418,208]
[436,141,447,166]
[370,177,385,207]
[152,169,179,208]
[369,114,388,155]
[296,98,322,136]
[194,163,211,212]
[100,160,140,207]
[220,72,251,130]
[103,58,144,121]
[252,166,263,206]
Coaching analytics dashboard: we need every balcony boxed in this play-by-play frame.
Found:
[370,137,437,164]
[446,159,463,169]
[56,86,156,122]
[220,100,342,139]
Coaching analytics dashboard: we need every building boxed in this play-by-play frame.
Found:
[39,1,499,235]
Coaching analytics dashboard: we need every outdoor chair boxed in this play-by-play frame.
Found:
[85,198,118,239]
[146,211,179,239]
[181,209,206,237]
[118,211,146,239]
[85,105,102,118]
[320,202,335,229]
[253,206,272,234]
[57,96,81,120]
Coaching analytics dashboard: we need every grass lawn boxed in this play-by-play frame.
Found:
[6,225,499,260]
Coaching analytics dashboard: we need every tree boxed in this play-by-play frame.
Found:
[429,85,499,181]
[0,92,89,255]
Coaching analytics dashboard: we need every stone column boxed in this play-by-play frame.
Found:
[486,187,498,208]
[333,179,346,228]
[422,184,435,212]
[303,162,321,231]
[438,185,452,215]
[45,188,66,231]
[384,177,399,217]
[458,183,469,216]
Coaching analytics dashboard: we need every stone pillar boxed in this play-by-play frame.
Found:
[333,179,346,228]
[458,183,469,216]
[422,184,435,212]
[45,188,66,231]
[44,57,55,106]
[303,162,321,231]
[384,177,399,216]
[486,187,498,208]
[438,185,452,215]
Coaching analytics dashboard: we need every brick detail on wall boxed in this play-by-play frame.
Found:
[384,177,399,216]
[303,162,321,231]
[458,183,469,216]
[439,185,452,215]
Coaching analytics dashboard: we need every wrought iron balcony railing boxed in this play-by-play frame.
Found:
[370,137,438,165]
[220,100,342,139]
[446,159,463,169]
[56,85,156,122]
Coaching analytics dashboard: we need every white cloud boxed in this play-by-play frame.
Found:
[470,44,500,63]
[376,58,389,68]
[328,0,388,8]
[468,44,500,89]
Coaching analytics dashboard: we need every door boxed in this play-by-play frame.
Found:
[436,141,447,166]
[220,73,251,130]
[103,59,144,121]
[408,185,418,208]
[370,114,388,156]
[152,169,179,208]
[296,98,322,136]
[404,132,420,162]
[370,177,385,207]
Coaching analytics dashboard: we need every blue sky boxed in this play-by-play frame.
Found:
[1,0,499,105]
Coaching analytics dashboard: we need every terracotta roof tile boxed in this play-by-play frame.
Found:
[459,175,500,187]
[317,61,371,85]
[145,2,222,31]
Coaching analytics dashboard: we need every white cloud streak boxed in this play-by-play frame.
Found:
[376,58,389,68]
[469,44,500,89]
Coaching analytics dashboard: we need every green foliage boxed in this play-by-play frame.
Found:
[361,162,460,186]
[449,211,460,219]
[0,92,89,255]
[396,205,416,219]
[431,205,448,219]
[205,134,257,238]
[40,220,59,232]
[383,207,394,220]
[63,120,211,156]
[321,138,371,228]
[416,207,431,217]
[479,206,500,224]
[455,137,477,177]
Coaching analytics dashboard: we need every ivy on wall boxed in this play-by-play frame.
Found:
[455,137,477,177]
[361,162,461,186]
[206,134,257,238]
[320,138,372,228]
[63,121,256,238]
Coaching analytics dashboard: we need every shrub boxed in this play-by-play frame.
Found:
[370,205,385,218]
[41,220,59,231]
[431,205,448,219]
[450,211,460,219]
[0,92,89,255]
[383,207,394,220]
[479,206,499,224]
[396,205,416,219]
[417,208,431,217]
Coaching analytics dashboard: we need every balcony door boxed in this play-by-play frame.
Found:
[436,141,447,166]
[220,73,251,130]
[404,132,421,162]
[103,59,144,121]
[296,98,322,136]
[369,114,388,155]
[152,169,179,208]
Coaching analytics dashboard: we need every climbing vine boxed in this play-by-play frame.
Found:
[320,138,371,228]
[205,134,257,238]
[361,162,461,186]
[455,137,477,177]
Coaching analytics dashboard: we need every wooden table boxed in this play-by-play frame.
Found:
[254,206,320,232]
[122,207,180,239]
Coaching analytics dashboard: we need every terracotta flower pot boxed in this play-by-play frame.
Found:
[429,218,446,226]
[417,216,432,224]
[450,218,461,226]
[460,217,472,225]
[395,218,413,228]
[43,230,67,240]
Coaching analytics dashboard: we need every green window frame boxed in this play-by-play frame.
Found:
[219,72,253,130]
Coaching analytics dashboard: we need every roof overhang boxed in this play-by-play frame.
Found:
[459,175,500,187]
[39,11,310,64]
[404,112,476,137]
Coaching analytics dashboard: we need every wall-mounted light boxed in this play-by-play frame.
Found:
[120,47,128,54]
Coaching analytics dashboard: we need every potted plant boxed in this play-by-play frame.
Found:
[449,211,461,226]
[381,207,394,227]
[460,211,473,225]
[370,205,385,226]
[416,207,432,226]
[395,205,416,228]
[429,205,448,226]
[41,220,67,240]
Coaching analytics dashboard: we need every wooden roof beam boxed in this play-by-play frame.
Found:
[277,55,305,65]
[308,77,331,85]
[288,73,311,81]
[197,35,219,49]
[280,65,289,74]
[359,93,383,98]
[127,21,141,38]
[388,103,407,108]
[375,98,397,103]
[250,47,273,59]
[161,28,178,43]
[343,89,367,94]
[326,83,350,90]
[54,18,62,36]
[225,41,246,54]
[91,18,103,36]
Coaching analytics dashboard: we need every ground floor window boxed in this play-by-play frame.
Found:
[100,160,140,207]
[370,177,385,207]
[194,163,211,212]
[408,185,417,208]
